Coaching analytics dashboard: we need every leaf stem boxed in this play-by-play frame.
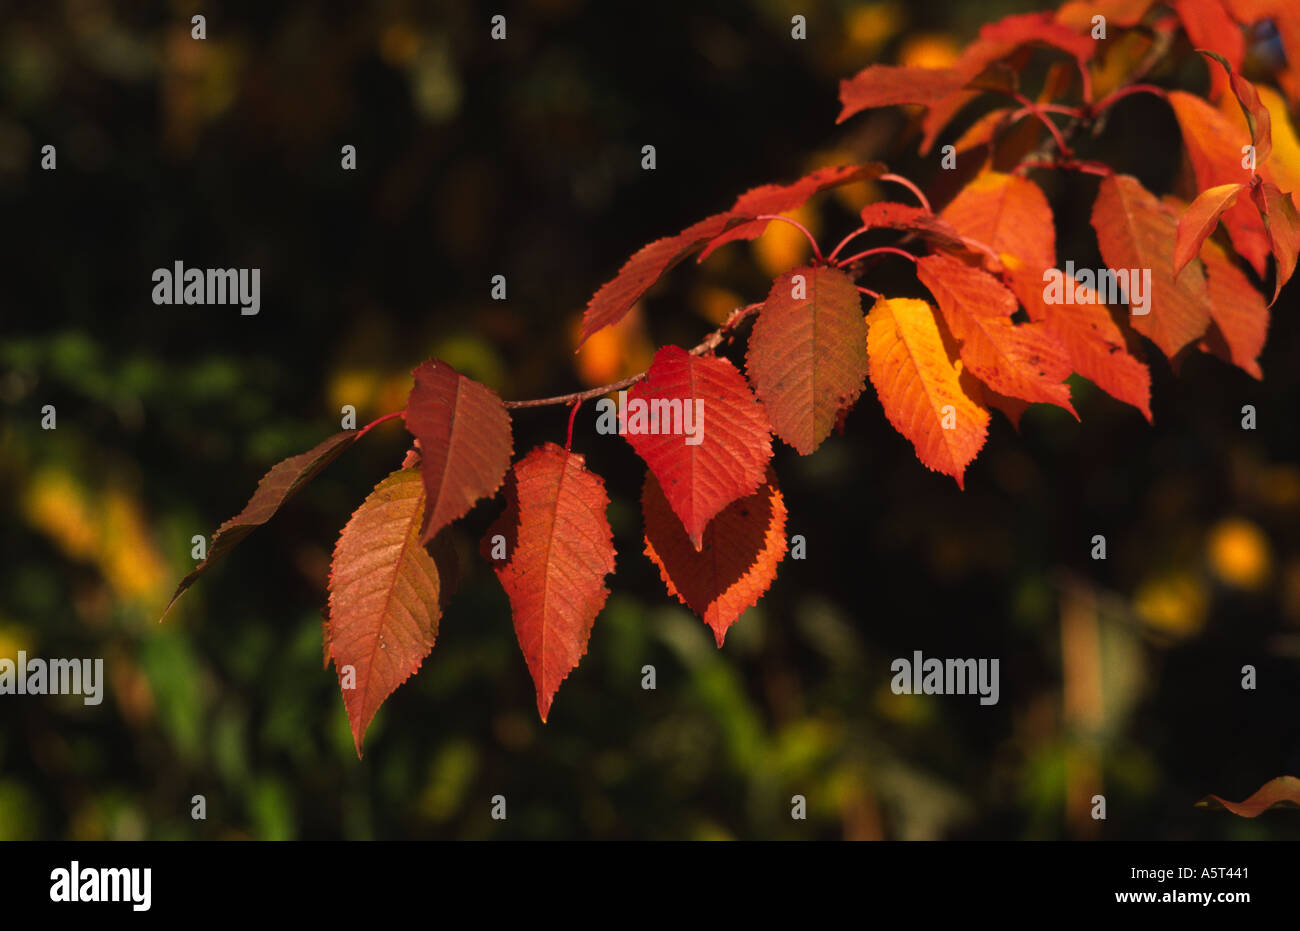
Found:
[565,399,581,451]
[879,173,932,213]
[754,214,824,262]
[1093,83,1168,113]
[835,246,917,269]
[355,410,405,437]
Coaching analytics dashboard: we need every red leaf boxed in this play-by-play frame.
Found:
[327,468,441,757]
[623,346,773,549]
[1091,173,1213,358]
[484,444,616,722]
[1199,236,1268,378]
[918,13,1096,152]
[642,468,787,647]
[1197,775,1300,816]
[1168,90,1273,275]
[162,430,360,618]
[836,65,967,123]
[1174,183,1246,274]
[404,359,513,544]
[580,164,883,344]
[916,253,1076,417]
[1252,181,1300,303]
[696,163,885,261]
[1038,289,1154,421]
[746,265,869,455]
[866,297,990,487]
[856,202,974,254]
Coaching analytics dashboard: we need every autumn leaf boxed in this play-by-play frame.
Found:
[866,297,990,487]
[856,201,974,254]
[746,265,869,455]
[580,164,883,344]
[1039,288,1153,421]
[326,468,441,757]
[1252,180,1300,303]
[1168,90,1272,275]
[1174,182,1246,274]
[1179,6,1245,102]
[162,430,361,619]
[1200,236,1268,378]
[1199,48,1272,161]
[940,171,1056,320]
[404,359,513,544]
[1196,775,1300,816]
[932,170,1154,415]
[623,346,772,549]
[695,163,886,261]
[484,443,615,722]
[642,468,787,647]
[916,253,1076,417]
[920,12,1095,153]
[1092,173,1213,358]
[836,64,967,123]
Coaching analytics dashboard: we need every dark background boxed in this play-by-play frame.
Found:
[1,0,1298,839]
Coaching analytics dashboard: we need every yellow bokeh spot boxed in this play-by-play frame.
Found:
[693,285,744,327]
[846,3,902,50]
[571,304,654,388]
[22,470,98,561]
[21,468,168,605]
[1134,572,1207,637]
[1207,518,1271,590]
[898,33,960,70]
[752,205,818,277]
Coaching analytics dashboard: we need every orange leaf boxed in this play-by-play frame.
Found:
[404,359,513,544]
[1197,775,1300,817]
[327,468,441,757]
[1091,173,1212,358]
[1168,90,1272,275]
[1199,48,1272,161]
[163,430,360,618]
[1174,182,1245,274]
[1179,5,1246,102]
[940,171,1056,318]
[623,346,773,549]
[866,297,990,488]
[1252,180,1300,303]
[1037,290,1153,421]
[916,253,1076,417]
[484,444,615,722]
[1200,236,1268,378]
[746,265,868,455]
[642,468,787,647]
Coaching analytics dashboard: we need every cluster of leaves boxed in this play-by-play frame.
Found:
[166,0,1300,794]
